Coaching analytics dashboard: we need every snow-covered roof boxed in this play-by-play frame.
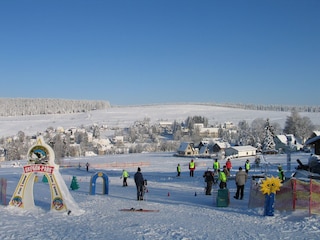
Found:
[276,134,288,144]
[214,141,231,148]
[229,145,257,151]
[199,127,219,133]
[178,142,192,151]
[306,135,320,145]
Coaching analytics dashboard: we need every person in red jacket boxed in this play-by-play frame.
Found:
[226,158,232,174]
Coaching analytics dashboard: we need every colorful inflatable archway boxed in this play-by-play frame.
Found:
[90,172,109,195]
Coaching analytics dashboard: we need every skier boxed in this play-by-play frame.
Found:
[177,163,181,177]
[234,167,248,200]
[203,168,214,195]
[134,167,145,200]
[189,159,195,177]
[121,169,129,187]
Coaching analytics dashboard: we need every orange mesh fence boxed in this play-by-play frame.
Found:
[294,179,310,211]
[248,178,320,215]
[248,179,265,209]
[60,161,150,169]
[310,180,320,215]
[274,179,293,211]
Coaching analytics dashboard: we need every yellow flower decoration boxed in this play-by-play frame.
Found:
[260,176,282,195]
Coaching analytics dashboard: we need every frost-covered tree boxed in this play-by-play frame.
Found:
[250,118,265,146]
[185,116,208,129]
[237,120,251,145]
[284,109,315,143]
[93,125,100,139]
[262,119,276,154]
[52,133,64,163]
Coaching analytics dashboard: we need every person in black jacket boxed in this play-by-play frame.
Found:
[134,167,145,200]
[203,169,214,195]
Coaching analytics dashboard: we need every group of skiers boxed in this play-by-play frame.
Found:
[119,157,285,201]
[205,158,251,197]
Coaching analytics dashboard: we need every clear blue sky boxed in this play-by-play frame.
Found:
[0,1,319,106]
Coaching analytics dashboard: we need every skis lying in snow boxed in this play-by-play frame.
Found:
[119,208,159,212]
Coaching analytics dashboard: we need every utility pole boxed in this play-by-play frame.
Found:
[286,136,291,171]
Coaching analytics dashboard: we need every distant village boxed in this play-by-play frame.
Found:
[0,113,317,163]
[0,98,318,162]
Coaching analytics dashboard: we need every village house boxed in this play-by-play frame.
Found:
[199,127,219,138]
[306,131,320,155]
[211,140,231,160]
[198,144,211,157]
[176,142,198,156]
[274,134,303,152]
[225,145,257,158]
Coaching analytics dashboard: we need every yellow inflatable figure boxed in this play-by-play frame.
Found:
[260,176,282,195]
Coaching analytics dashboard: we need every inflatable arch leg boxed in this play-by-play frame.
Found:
[9,171,67,211]
[90,172,109,195]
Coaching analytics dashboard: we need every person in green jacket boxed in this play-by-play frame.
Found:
[213,159,220,174]
[245,159,250,174]
[218,169,227,189]
[121,169,129,187]
[278,165,285,183]
[177,163,181,177]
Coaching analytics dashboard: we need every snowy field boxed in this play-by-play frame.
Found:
[1,152,320,240]
[1,104,320,239]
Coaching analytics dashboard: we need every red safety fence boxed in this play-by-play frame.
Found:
[60,161,150,169]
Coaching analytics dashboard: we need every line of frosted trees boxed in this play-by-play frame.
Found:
[0,98,110,116]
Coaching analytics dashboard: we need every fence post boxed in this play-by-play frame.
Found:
[309,179,312,216]
[292,178,296,211]
[0,178,7,205]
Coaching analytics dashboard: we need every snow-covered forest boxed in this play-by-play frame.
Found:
[0,98,110,116]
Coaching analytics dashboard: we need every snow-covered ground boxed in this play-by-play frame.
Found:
[1,152,319,240]
[1,104,320,239]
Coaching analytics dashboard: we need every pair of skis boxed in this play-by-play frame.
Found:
[119,208,159,212]
[120,180,159,212]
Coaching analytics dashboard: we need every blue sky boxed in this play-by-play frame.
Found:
[0,1,319,106]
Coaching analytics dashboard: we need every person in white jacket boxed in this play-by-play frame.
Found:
[234,167,248,200]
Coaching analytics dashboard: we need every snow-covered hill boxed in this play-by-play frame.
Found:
[1,104,320,137]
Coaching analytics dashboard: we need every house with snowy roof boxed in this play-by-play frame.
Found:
[225,145,257,158]
[274,134,303,152]
[305,131,320,155]
[176,142,198,156]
